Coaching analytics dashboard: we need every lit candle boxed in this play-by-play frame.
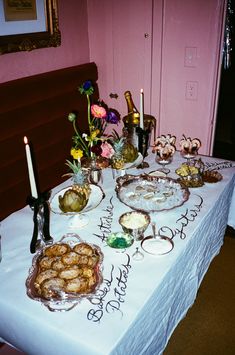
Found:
[24,136,38,198]
[140,89,144,129]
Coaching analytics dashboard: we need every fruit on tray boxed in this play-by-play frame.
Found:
[176,163,199,177]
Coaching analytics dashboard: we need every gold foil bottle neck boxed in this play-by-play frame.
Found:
[124,90,139,116]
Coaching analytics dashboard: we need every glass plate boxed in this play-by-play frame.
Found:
[115,174,190,212]
[26,233,104,312]
[50,184,105,215]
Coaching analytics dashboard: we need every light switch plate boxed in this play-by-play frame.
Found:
[184,47,197,67]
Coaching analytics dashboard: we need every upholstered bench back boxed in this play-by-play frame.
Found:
[0,62,98,220]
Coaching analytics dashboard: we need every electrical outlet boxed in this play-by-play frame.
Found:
[185,81,198,100]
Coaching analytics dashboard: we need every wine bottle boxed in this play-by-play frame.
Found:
[124,91,140,125]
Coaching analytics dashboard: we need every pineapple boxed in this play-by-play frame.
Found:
[111,137,125,169]
[59,160,91,213]
[122,141,138,163]
[111,131,138,168]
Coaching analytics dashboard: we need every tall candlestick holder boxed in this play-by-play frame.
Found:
[137,127,150,169]
[123,114,156,148]
[27,191,53,254]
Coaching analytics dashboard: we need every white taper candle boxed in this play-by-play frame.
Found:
[24,136,38,198]
[140,89,144,129]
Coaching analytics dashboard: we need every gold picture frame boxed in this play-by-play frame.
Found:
[0,0,61,54]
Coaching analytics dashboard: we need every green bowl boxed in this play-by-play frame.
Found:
[107,232,134,249]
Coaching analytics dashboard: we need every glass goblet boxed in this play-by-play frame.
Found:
[155,152,172,175]
[180,146,198,164]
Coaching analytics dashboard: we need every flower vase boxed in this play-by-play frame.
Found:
[89,157,102,184]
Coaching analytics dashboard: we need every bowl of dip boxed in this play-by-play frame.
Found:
[119,211,150,241]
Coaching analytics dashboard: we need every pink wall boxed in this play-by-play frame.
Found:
[87,0,225,155]
[87,0,156,137]
[159,0,224,154]
[0,0,225,155]
[0,0,90,83]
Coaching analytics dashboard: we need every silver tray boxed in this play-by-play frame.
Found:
[115,174,190,212]
[26,233,104,312]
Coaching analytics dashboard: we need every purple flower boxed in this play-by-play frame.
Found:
[78,80,94,95]
[106,109,120,124]
[83,81,92,90]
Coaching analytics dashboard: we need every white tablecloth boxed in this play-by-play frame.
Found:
[0,153,235,355]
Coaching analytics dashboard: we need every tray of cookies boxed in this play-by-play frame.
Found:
[26,233,103,312]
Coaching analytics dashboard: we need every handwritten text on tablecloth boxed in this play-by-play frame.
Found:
[158,194,203,240]
[87,157,235,321]
[86,192,206,322]
[87,254,131,322]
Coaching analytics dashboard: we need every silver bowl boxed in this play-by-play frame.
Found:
[119,210,150,241]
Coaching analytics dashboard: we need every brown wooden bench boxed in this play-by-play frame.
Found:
[0,62,99,220]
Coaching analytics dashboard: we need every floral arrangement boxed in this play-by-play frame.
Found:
[68,80,120,162]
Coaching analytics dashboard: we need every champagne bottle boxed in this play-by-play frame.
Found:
[123,91,140,149]
[124,91,140,125]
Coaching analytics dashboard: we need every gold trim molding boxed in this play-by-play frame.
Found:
[0,0,61,55]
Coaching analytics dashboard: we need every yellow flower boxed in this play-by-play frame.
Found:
[90,129,100,140]
[70,148,83,160]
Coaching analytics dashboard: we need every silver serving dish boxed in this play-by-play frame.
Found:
[26,233,104,312]
[119,210,150,241]
[115,174,190,212]
[141,235,174,255]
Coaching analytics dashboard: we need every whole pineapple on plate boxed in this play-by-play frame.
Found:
[59,160,91,213]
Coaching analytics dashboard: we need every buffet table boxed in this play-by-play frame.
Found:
[0,152,235,355]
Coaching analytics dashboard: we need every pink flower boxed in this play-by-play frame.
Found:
[100,141,115,159]
[91,104,107,119]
